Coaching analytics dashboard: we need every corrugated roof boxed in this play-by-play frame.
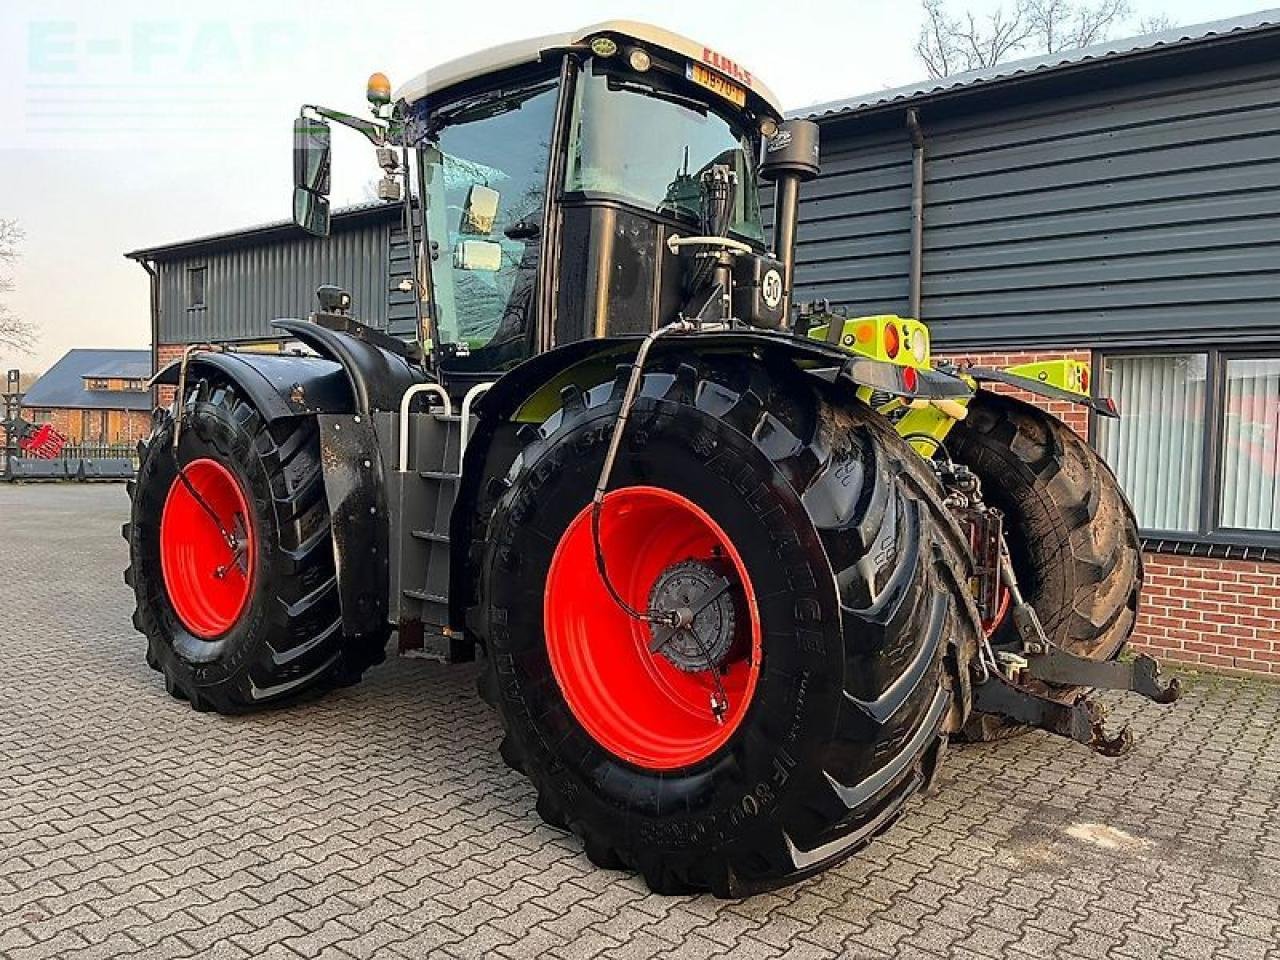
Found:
[21,349,153,412]
[125,201,400,262]
[795,9,1280,120]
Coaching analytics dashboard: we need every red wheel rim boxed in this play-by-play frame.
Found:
[159,458,256,639]
[544,486,762,770]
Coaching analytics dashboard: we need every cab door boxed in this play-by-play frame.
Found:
[415,74,562,378]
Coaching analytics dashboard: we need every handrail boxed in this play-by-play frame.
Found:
[459,382,495,466]
[665,234,754,256]
[398,383,452,472]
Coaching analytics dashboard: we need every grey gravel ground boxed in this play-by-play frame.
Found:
[2,482,1278,959]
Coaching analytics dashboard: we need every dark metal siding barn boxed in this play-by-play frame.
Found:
[784,13,1280,351]
[127,202,413,348]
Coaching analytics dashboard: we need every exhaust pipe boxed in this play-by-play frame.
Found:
[760,120,820,325]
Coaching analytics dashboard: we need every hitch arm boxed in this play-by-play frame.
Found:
[996,542,1181,706]
[1026,650,1181,704]
[971,675,1133,757]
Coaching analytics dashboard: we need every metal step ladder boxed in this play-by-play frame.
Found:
[390,383,492,661]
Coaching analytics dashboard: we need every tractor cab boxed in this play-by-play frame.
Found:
[293,22,809,394]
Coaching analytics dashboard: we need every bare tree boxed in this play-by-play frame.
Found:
[917,0,959,80]
[1137,13,1175,32]
[1026,0,1131,53]
[916,0,1164,78]
[0,219,36,356]
[917,0,1034,78]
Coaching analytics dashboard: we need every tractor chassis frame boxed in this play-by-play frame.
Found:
[1026,650,1181,704]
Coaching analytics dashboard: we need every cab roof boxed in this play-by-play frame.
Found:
[394,20,783,117]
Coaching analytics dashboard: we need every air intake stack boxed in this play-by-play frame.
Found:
[760,119,820,325]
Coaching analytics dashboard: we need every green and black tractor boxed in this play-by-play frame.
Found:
[125,21,1178,896]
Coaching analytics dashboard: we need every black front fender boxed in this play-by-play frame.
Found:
[274,319,423,415]
[151,350,354,423]
[157,327,426,638]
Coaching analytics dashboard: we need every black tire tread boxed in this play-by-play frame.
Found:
[124,379,386,713]
[946,392,1142,740]
[476,358,981,895]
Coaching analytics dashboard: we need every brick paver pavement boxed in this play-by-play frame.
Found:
[2,483,1278,959]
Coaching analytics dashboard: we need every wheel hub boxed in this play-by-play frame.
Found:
[647,559,736,673]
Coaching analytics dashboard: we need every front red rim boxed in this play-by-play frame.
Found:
[544,486,762,771]
[159,458,256,639]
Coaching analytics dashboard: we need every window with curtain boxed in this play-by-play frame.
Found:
[1220,357,1280,532]
[1095,354,1206,532]
[1094,351,1280,541]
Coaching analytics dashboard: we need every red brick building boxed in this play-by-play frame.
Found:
[20,349,152,445]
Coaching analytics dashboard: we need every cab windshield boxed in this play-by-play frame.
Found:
[565,65,764,243]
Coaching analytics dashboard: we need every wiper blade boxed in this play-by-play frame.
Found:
[429,82,555,132]
[610,80,707,115]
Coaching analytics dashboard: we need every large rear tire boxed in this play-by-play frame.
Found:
[124,377,387,714]
[946,392,1142,740]
[472,358,981,896]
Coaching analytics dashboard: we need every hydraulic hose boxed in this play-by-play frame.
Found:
[590,320,695,624]
[169,344,244,563]
[588,319,733,722]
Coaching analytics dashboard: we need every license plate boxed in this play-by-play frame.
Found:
[686,62,747,108]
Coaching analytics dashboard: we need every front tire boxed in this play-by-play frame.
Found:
[473,358,981,896]
[124,378,386,713]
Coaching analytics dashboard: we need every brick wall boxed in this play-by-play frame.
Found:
[156,344,186,366]
[941,347,1280,680]
[1140,554,1280,677]
[155,343,186,407]
[22,406,151,444]
[29,407,77,440]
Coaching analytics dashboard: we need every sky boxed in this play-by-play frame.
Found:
[0,0,1271,372]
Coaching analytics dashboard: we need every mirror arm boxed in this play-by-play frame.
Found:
[302,104,388,146]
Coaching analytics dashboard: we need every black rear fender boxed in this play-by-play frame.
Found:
[474,331,970,426]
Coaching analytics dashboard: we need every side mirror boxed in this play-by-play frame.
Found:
[293,186,331,237]
[293,117,331,193]
[293,117,332,237]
